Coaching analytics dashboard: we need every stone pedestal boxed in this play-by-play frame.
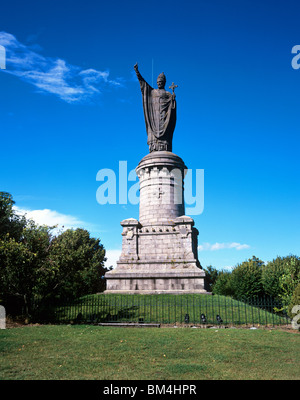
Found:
[105,151,209,294]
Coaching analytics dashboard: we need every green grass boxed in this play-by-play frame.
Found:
[0,325,299,380]
[45,294,288,326]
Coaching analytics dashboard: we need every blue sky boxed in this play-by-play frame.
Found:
[0,0,299,270]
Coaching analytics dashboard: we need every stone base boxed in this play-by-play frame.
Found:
[104,151,210,295]
[104,269,209,294]
[104,214,210,294]
[104,290,209,295]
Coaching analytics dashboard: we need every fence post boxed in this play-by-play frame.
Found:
[174,295,176,325]
[192,295,195,325]
[264,295,268,326]
[270,296,275,326]
[250,297,254,326]
[217,295,221,325]
[180,295,183,324]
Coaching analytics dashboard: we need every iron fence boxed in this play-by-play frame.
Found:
[28,294,291,327]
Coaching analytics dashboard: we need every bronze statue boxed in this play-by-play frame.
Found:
[134,63,177,153]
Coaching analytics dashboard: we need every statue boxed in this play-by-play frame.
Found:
[134,63,177,153]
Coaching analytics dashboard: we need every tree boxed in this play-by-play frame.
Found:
[274,256,300,312]
[0,220,54,315]
[47,228,107,299]
[212,270,234,296]
[262,255,300,299]
[0,192,109,320]
[203,265,219,292]
[0,191,26,240]
[230,256,264,299]
[288,283,300,324]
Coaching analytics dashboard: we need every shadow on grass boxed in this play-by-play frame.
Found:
[74,306,140,324]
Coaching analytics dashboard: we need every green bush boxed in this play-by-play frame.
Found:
[0,192,109,317]
[274,256,300,313]
[230,256,264,299]
[212,270,234,296]
[0,191,26,241]
[262,256,299,298]
[0,221,54,315]
[203,265,219,292]
[47,228,107,299]
[288,283,300,323]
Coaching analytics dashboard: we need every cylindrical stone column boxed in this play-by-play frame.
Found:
[136,151,187,226]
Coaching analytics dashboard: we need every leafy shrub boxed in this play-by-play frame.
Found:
[0,192,109,317]
[262,256,299,299]
[47,228,107,299]
[230,256,264,299]
[288,283,300,326]
[203,265,219,292]
[274,256,300,312]
[213,270,234,296]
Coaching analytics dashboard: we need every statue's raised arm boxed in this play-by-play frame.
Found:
[134,63,177,153]
[134,62,140,76]
[134,62,152,91]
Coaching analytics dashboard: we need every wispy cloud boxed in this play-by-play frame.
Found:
[198,242,250,251]
[14,206,88,233]
[0,31,123,103]
[15,206,122,270]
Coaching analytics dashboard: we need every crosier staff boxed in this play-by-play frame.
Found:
[169,81,178,101]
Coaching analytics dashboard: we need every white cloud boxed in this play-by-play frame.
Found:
[198,242,250,251]
[13,206,86,233]
[104,249,121,269]
[0,31,123,103]
[220,265,235,271]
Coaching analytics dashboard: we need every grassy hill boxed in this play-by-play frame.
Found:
[36,294,289,326]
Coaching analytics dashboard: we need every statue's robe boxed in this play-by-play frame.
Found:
[138,79,176,152]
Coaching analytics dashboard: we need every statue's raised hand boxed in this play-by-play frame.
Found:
[134,62,139,71]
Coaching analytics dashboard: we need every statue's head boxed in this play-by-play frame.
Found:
[157,72,166,89]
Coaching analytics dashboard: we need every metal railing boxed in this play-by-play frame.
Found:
[29,294,291,327]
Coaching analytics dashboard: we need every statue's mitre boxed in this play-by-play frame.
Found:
[157,72,166,82]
